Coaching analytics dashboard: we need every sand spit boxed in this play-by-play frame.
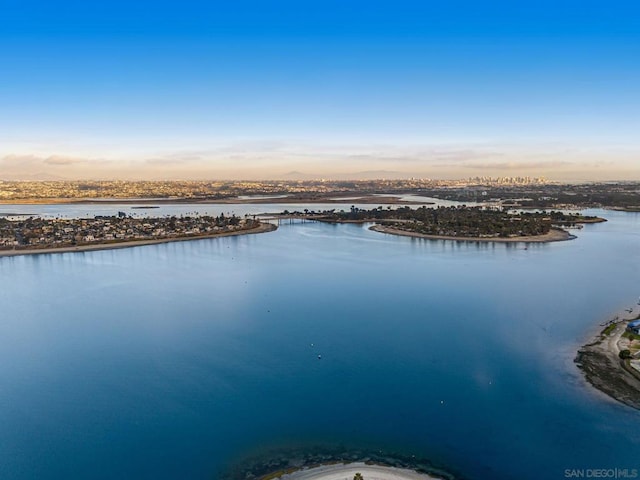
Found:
[370,225,574,243]
[274,462,443,480]
[575,307,640,410]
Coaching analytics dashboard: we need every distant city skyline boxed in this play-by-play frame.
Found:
[2,1,639,181]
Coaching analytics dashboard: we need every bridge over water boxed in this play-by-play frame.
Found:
[256,213,329,225]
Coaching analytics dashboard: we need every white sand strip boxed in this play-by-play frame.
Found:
[279,462,442,480]
[370,224,573,243]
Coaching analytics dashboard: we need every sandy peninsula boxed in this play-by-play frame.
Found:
[0,222,277,258]
[370,225,574,243]
[575,307,640,410]
[273,462,444,480]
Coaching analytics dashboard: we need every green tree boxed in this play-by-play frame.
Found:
[619,349,632,359]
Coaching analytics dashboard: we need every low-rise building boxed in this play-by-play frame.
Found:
[627,319,640,335]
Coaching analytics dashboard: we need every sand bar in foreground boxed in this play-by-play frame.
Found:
[0,222,277,258]
[370,225,574,243]
[277,462,443,480]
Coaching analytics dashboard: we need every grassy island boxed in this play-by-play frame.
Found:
[312,206,605,241]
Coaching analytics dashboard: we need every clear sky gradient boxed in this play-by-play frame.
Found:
[1,0,639,180]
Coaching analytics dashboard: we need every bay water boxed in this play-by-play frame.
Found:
[1,207,639,479]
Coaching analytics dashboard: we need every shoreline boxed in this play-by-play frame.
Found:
[369,225,575,243]
[222,446,456,480]
[265,462,445,480]
[0,195,430,206]
[0,222,277,258]
[575,306,640,410]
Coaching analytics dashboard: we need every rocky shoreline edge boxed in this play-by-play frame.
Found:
[268,462,444,479]
[220,447,459,480]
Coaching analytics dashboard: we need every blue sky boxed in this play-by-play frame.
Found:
[1,0,639,180]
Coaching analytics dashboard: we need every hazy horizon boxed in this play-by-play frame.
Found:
[2,1,639,182]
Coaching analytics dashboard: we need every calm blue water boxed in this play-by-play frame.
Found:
[0,195,475,219]
[1,208,639,479]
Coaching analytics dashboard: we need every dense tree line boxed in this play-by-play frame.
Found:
[319,206,602,238]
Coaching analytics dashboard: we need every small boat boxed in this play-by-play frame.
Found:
[317,354,322,360]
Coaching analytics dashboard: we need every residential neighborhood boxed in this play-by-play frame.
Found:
[0,213,258,250]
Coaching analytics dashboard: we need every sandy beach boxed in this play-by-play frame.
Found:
[370,225,574,243]
[0,222,277,258]
[274,463,444,480]
[575,306,640,410]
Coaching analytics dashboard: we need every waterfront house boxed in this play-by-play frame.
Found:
[627,319,640,335]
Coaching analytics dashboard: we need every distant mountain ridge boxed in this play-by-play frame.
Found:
[1,172,69,181]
